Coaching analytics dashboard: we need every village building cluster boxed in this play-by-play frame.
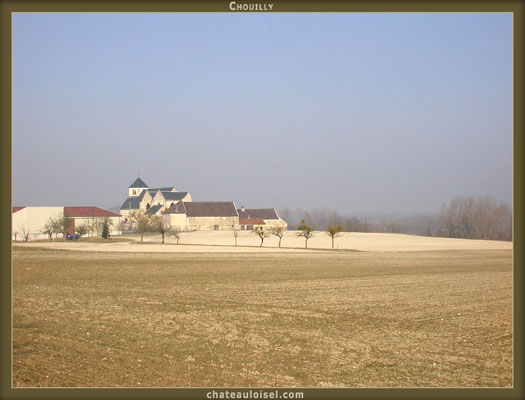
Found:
[12,177,286,240]
[120,178,287,232]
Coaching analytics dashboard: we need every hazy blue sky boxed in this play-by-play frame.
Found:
[12,12,512,214]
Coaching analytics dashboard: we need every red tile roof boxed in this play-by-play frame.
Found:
[64,207,120,217]
[240,218,265,225]
[13,207,26,213]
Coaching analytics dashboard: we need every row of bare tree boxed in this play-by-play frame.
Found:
[41,213,114,241]
[279,196,512,242]
[126,210,181,244]
[127,212,343,249]
[14,213,114,242]
[279,208,372,233]
[438,196,512,241]
[235,223,342,249]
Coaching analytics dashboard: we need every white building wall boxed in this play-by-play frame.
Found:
[120,209,134,220]
[165,214,188,231]
[13,208,122,240]
[12,207,64,240]
[263,218,288,230]
[129,187,146,197]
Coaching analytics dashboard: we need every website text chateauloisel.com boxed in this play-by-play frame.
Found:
[206,390,304,399]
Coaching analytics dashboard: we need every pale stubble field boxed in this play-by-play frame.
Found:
[12,246,512,387]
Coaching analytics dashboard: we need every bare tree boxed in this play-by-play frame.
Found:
[94,217,108,237]
[18,224,31,242]
[279,208,371,234]
[326,225,343,249]
[254,229,269,247]
[170,229,182,244]
[57,213,74,241]
[233,226,239,246]
[85,217,97,240]
[41,221,54,241]
[151,215,168,244]
[271,225,285,248]
[297,219,314,248]
[51,216,62,239]
[439,196,512,241]
[13,229,19,241]
[118,219,126,235]
[130,210,152,242]
[76,224,88,240]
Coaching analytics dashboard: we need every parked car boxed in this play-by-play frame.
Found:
[66,233,80,240]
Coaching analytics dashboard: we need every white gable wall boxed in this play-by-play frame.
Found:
[12,207,64,240]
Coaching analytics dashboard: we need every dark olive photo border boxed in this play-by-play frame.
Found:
[1,0,523,399]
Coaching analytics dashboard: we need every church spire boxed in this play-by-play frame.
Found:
[129,177,148,197]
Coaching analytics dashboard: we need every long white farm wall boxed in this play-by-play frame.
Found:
[12,207,121,240]
[12,207,63,240]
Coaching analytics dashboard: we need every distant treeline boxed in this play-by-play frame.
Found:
[278,196,512,241]
[279,208,373,233]
[438,196,512,241]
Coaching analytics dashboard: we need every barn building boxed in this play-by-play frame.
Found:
[63,207,121,235]
[185,202,240,231]
[238,206,287,231]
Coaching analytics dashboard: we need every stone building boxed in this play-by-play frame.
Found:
[185,202,240,231]
[161,201,188,231]
[238,206,287,231]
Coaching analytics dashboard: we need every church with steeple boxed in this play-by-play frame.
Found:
[120,177,192,220]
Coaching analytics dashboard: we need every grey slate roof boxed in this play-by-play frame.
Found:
[238,208,279,220]
[147,190,187,201]
[120,190,145,210]
[162,191,188,201]
[145,204,163,215]
[148,187,175,195]
[185,202,238,217]
[129,177,148,188]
